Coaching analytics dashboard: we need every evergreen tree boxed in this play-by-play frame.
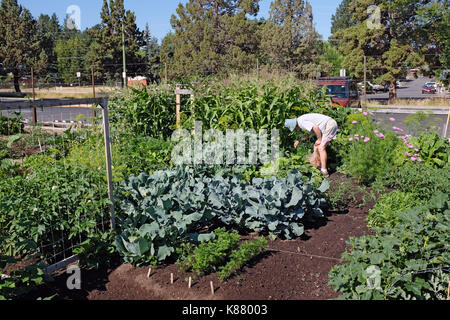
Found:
[143,23,161,83]
[261,0,320,78]
[0,0,46,92]
[334,0,433,101]
[169,0,260,79]
[98,0,145,83]
[37,13,61,81]
[330,0,356,38]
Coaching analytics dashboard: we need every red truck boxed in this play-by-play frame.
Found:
[316,77,361,108]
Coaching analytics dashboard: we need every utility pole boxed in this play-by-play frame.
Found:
[122,20,127,89]
[91,67,97,119]
[31,67,37,125]
[363,56,367,111]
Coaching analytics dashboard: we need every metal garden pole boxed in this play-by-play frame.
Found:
[101,98,116,231]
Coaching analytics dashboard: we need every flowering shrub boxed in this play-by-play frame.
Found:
[338,112,401,184]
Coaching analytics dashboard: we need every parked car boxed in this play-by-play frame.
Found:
[425,82,437,89]
[368,81,385,92]
[357,82,374,94]
[317,77,361,108]
[422,84,436,94]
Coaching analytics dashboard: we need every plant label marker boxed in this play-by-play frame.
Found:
[147,268,152,278]
[210,281,215,295]
[188,277,192,289]
[170,273,174,284]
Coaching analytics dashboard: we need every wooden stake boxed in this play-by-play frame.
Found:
[188,277,192,289]
[210,281,214,295]
[447,281,450,300]
[170,273,174,284]
[147,268,152,278]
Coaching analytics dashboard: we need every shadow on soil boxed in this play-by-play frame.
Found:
[19,259,122,301]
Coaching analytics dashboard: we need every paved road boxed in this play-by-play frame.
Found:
[366,77,450,100]
[372,111,449,139]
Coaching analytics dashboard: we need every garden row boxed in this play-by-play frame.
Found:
[1,75,449,300]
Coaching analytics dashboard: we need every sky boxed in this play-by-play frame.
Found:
[17,0,341,42]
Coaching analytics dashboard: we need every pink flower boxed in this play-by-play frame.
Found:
[352,121,358,124]
[361,136,365,139]
[405,152,411,156]
[414,154,420,157]
[389,117,396,122]
[349,138,354,141]
[407,144,414,149]
[364,137,370,143]
[411,157,417,161]
[374,130,379,134]
[414,148,419,152]
[354,134,359,137]
[378,133,385,139]
[363,112,368,116]
[355,136,360,140]
[417,158,423,162]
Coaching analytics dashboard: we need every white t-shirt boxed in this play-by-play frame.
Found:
[297,113,332,133]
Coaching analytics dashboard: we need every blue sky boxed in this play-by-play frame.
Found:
[18,0,341,41]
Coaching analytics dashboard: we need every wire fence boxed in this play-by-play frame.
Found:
[0,98,114,269]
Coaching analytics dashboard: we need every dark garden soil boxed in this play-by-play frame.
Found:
[21,173,378,301]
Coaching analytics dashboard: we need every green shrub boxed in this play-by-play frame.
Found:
[367,191,421,229]
[373,162,450,200]
[0,114,23,136]
[339,114,401,184]
[329,193,450,300]
[408,131,449,168]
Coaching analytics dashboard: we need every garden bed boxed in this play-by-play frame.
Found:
[21,173,375,300]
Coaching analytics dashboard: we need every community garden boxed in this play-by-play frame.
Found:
[0,75,449,300]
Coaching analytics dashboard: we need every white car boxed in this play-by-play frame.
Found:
[425,82,437,89]
[364,81,385,92]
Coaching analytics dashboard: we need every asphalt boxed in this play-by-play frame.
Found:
[366,76,450,100]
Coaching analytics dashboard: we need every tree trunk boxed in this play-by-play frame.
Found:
[13,72,21,93]
[389,81,396,103]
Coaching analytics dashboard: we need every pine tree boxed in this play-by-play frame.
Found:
[334,0,434,101]
[330,0,356,38]
[169,0,260,79]
[261,0,320,78]
[37,13,61,81]
[0,0,45,92]
[97,0,144,83]
[144,23,161,83]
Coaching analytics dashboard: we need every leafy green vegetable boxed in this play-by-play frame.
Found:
[329,193,450,300]
[114,165,328,265]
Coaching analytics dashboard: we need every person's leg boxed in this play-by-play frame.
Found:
[318,144,328,172]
